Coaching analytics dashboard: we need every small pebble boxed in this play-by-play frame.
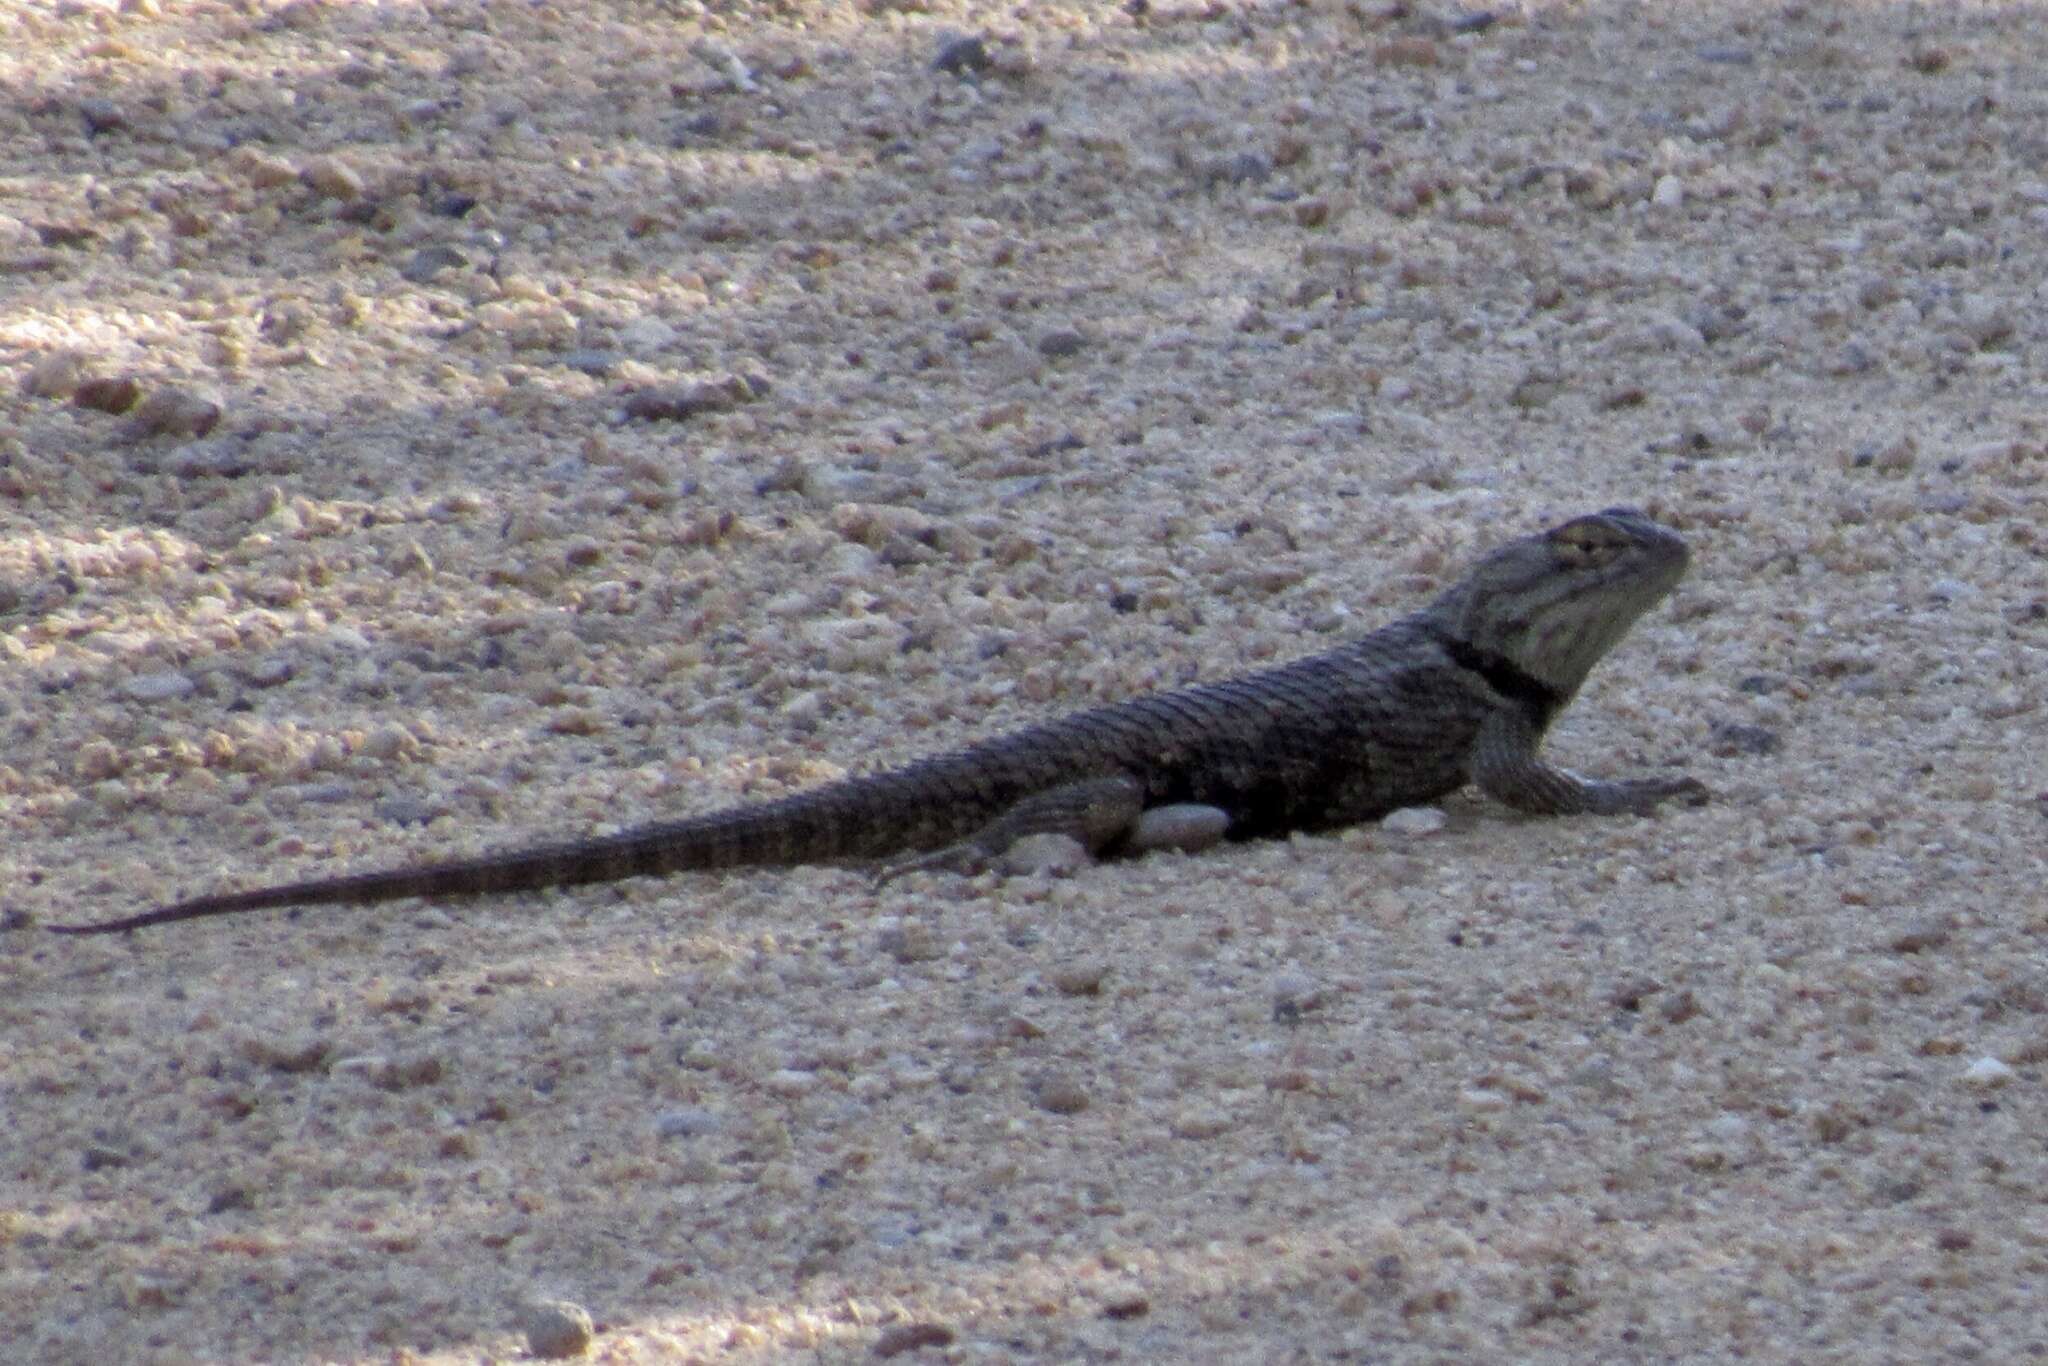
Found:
[1908,44,1951,75]
[400,244,469,284]
[1607,976,1664,1011]
[81,1144,132,1172]
[240,1034,333,1073]
[271,782,354,808]
[388,1055,449,1089]
[875,1323,955,1357]
[374,796,442,828]
[764,1068,817,1096]
[1208,151,1272,186]
[21,350,89,399]
[1049,962,1107,997]
[617,317,677,353]
[621,375,757,422]
[1961,1057,2014,1089]
[124,670,197,703]
[1375,37,1439,67]
[878,921,945,963]
[996,831,1090,877]
[1651,174,1684,209]
[521,1299,595,1360]
[1034,1074,1091,1115]
[1705,1114,1750,1143]
[1887,917,1953,954]
[78,97,128,134]
[1508,371,1564,408]
[654,1107,723,1139]
[691,38,756,92]
[1037,329,1087,359]
[72,374,143,414]
[301,156,366,200]
[236,148,299,188]
[36,221,98,249]
[557,349,616,378]
[1129,804,1230,854]
[1271,970,1325,1023]
[1170,1106,1231,1140]
[246,656,295,688]
[1709,722,1781,757]
[120,385,222,441]
[932,33,992,76]
[1381,806,1447,836]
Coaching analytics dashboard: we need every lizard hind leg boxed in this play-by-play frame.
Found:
[873,775,1149,885]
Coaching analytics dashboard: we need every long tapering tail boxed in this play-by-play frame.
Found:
[45,759,1011,935]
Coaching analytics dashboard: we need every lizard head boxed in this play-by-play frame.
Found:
[1432,506,1691,700]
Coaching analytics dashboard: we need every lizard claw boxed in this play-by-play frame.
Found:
[1599,775,1710,815]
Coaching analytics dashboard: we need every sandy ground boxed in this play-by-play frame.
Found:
[5,0,2048,1360]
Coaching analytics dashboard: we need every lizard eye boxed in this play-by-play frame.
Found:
[1552,525,1615,567]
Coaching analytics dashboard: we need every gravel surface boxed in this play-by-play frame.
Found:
[6,0,2048,1361]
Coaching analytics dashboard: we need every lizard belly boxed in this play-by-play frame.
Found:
[1141,704,1480,838]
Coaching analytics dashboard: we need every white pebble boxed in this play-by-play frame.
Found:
[617,318,677,354]
[1381,806,1447,836]
[1651,174,1684,209]
[123,670,197,703]
[764,1068,818,1096]
[1961,1057,2014,1089]
[1458,1087,1510,1114]
[654,1107,723,1139]
[1705,1114,1750,1142]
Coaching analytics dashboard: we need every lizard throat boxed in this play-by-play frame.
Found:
[1423,627,1566,730]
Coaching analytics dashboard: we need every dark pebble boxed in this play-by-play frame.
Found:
[672,111,723,143]
[1037,329,1086,358]
[81,1144,131,1171]
[1213,151,1272,185]
[375,796,444,828]
[36,222,99,249]
[623,375,758,422]
[73,375,142,414]
[875,1323,955,1357]
[557,349,617,378]
[401,244,470,284]
[933,34,991,76]
[166,440,256,479]
[1709,722,1780,757]
[1888,918,1954,954]
[79,97,128,134]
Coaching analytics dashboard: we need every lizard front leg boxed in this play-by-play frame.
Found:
[1472,709,1708,817]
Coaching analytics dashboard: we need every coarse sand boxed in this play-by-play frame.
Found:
[6,0,2048,1360]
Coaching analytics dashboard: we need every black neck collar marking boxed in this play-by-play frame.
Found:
[1422,625,1566,729]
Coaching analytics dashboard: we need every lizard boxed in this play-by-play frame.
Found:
[46,506,1707,937]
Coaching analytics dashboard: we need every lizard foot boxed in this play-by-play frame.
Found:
[1588,775,1711,816]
